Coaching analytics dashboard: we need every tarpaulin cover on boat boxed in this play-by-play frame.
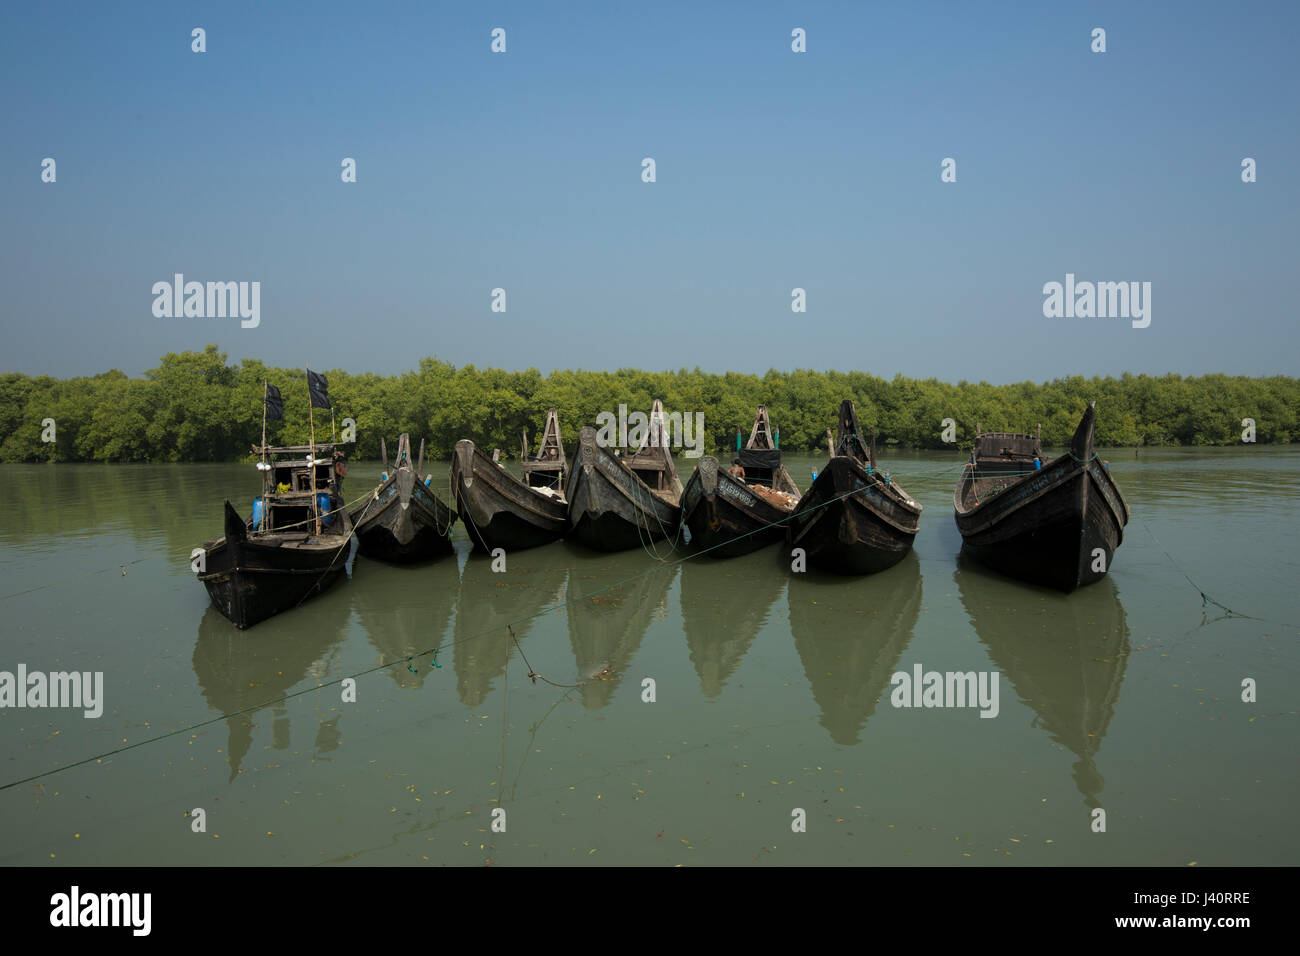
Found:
[738,449,781,470]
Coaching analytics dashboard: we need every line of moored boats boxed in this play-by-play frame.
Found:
[197,395,1129,629]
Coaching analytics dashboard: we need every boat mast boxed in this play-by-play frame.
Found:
[260,380,268,467]
[307,368,320,535]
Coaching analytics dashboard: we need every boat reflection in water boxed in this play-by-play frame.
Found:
[352,555,460,691]
[787,552,922,745]
[567,553,678,709]
[453,554,567,708]
[956,551,1130,808]
[192,602,350,781]
[678,549,784,697]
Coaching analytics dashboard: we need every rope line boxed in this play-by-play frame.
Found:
[0,558,151,601]
[289,492,378,612]
[508,623,585,689]
[1135,517,1286,625]
[629,474,683,562]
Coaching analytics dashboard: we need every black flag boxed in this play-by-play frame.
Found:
[307,369,331,409]
[264,384,284,421]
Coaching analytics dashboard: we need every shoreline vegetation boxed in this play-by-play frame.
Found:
[2,345,1295,463]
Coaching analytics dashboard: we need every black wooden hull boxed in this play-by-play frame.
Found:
[451,440,567,553]
[199,501,352,629]
[785,456,921,574]
[680,456,796,558]
[566,429,681,552]
[350,468,455,563]
[954,456,1128,592]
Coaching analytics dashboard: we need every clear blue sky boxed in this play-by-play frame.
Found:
[2,1,1296,382]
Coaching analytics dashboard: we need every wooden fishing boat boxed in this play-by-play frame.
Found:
[349,434,456,562]
[565,400,684,552]
[451,408,569,552]
[953,402,1129,592]
[680,404,801,557]
[785,400,922,574]
[197,441,354,629]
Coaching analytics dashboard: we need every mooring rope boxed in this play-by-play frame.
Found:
[629,475,681,562]
[289,492,379,611]
[508,623,587,690]
[1135,516,1277,624]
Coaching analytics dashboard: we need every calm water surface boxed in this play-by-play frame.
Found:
[0,448,1296,865]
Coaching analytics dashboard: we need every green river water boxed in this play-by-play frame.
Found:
[0,447,1295,865]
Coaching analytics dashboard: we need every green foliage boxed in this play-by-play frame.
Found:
[1,347,1295,461]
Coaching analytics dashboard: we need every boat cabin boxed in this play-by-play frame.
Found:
[251,442,347,534]
[964,426,1046,503]
[974,431,1042,461]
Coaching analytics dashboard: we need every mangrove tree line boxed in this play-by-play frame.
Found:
[1,345,1295,462]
